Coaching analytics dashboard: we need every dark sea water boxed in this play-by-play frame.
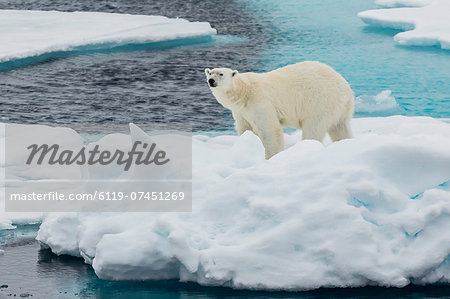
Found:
[0,0,266,132]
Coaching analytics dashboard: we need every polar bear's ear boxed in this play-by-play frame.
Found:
[204,68,211,76]
[232,70,238,77]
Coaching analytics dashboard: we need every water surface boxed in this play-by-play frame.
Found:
[0,0,449,134]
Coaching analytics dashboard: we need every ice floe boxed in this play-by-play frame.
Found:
[358,0,450,49]
[0,10,216,63]
[355,90,402,115]
[2,116,449,290]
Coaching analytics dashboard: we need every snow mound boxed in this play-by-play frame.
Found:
[0,10,216,63]
[358,0,450,49]
[355,90,402,115]
[25,116,450,290]
[0,123,44,229]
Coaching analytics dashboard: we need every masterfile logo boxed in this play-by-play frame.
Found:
[26,141,170,171]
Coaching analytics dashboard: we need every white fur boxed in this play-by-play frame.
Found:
[205,61,354,159]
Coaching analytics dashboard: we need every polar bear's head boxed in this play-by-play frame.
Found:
[204,68,238,91]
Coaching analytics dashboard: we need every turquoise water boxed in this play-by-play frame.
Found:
[242,0,450,118]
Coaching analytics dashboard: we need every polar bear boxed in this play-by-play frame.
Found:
[205,61,354,159]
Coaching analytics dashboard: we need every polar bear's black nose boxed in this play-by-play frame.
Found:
[208,79,216,87]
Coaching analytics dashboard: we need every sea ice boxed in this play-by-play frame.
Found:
[355,90,401,115]
[1,116,447,290]
[0,218,15,230]
[358,0,450,49]
[0,10,216,63]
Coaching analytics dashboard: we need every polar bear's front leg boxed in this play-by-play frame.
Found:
[248,105,284,159]
[232,112,254,135]
[260,126,284,159]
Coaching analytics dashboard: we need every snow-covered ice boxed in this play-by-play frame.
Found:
[358,0,450,49]
[0,123,44,229]
[0,10,216,63]
[0,218,15,230]
[2,116,449,290]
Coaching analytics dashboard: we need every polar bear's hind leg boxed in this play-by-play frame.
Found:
[328,118,353,142]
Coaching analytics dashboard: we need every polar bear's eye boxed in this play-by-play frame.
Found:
[219,73,223,76]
